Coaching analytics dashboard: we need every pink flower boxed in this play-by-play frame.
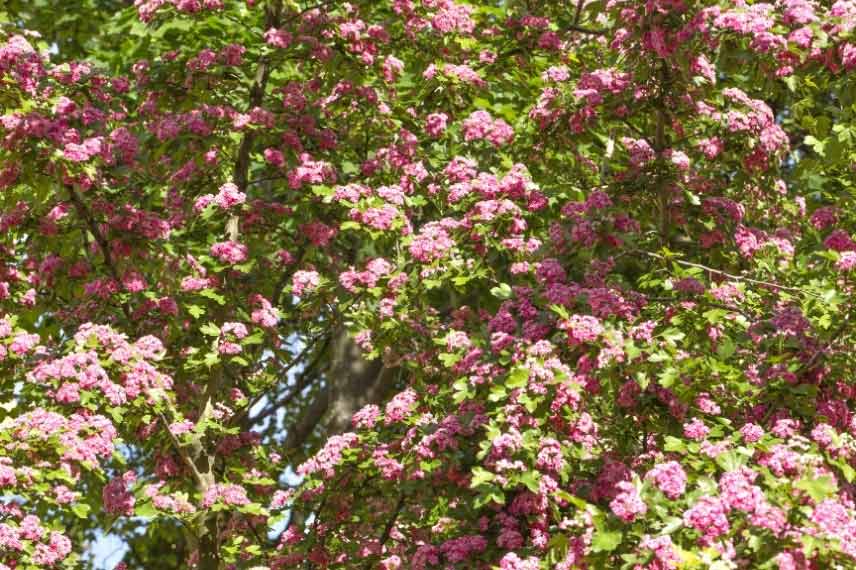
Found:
[210,241,248,264]
[811,206,837,229]
[718,469,764,512]
[461,110,514,146]
[264,28,292,48]
[32,531,72,566]
[697,136,724,159]
[384,388,418,424]
[446,330,471,351]
[683,496,729,543]
[169,420,195,435]
[425,112,448,137]
[561,315,604,345]
[621,137,656,167]
[214,182,246,209]
[683,418,709,440]
[201,483,250,508]
[218,341,241,355]
[499,552,540,570]
[409,222,455,262]
[264,148,285,167]
[740,423,764,443]
[221,322,248,339]
[640,535,681,568]
[439,535,487,563]
[825,229,856,252]
[219,43,245,66]
[373,446,403,480]
[610,480,647,522]
[382,55,404,82]
[536,438,565,473]
[250,295,279,328]
[837,251,856,271]
[292,270,320,297]
[668,149,691,170]
[645,461,687,499]
[63,137,103,162]
[352,404,380,429]
[0,464,16,488]
[103,471,136,516]
[297,433,359,479]
[430,2,475,35]
[380,555,402,570]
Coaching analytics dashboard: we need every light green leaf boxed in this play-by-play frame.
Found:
[590,529,622,553]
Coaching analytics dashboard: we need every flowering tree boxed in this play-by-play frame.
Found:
[3,0,856,569]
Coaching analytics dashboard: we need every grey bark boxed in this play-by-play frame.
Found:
[284,326,398,450]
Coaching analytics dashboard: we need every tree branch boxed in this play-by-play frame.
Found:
[642,251,820,297]
[65,184,132,321]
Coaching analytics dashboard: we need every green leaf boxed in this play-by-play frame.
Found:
[71,503,91,519]
[199,289,226,305]
[715,450,746,472]
[518,471,540,493]
[795,475,837,502]
[657,367,679,388]
[836,461,856,483]
[663,436,686,453]
[804,135,826,156]
[470,467,494,488]
[506,367,529,389]
[488,384,507,402]
[490,283,513,299]
[135,502,158,519]
[590,529,623,553]
[703,308,728,324]
[240,502,267,516]
[661,517,683,534]
[439,352,461,367]
[716,337,736,359]
[187,304,206,319]
[200,322,221,336]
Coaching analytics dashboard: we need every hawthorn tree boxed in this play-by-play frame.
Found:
[3,0,856,569]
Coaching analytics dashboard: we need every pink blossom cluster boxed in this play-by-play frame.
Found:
[201,483,250,508]
[339,258,394,292]
[645,461,687,499]
[409,221,457,262]
[461,110,514,147]
[103,471,136,516]
[297,433,360,479]
[292,269,321,297]
[194,182,246,211]
[210,240,248,264]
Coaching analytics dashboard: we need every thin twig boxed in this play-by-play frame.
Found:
[66,184,133,321]
[568,24,607,35]
[802,312,851,369]
[573,0,585,25]
[155,409,206,489]
[642,251,820,297]
[379,495,405,545]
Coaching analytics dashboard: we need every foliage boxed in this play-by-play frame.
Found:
[3,0,856,569]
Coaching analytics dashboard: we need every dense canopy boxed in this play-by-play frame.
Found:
[3,0,856,569]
